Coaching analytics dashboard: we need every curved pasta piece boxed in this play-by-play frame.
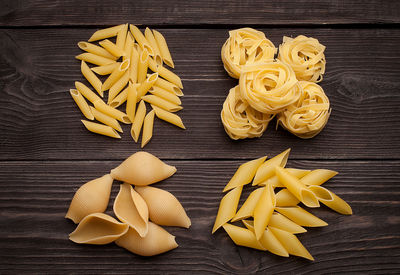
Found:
[222,223,266,251]
[110,151,177,186]
[252,148,291,186]
[69,213,128,245]
[115,222,178,256]
[221,28,276,78]
[223,155,267,192]
[300,169,338,186]
[278,35,326,83]
[275,206,328,227]
[275,167,319,208]
[212,186,243,233]
[231,187,264,222]
[269,226,314,261]
[135,186,191,228]
[268,212,307,234]
[113,183,149,237]
[239,61,301,114]
[277,81,331,139]
[221,86,273,140]
[259,168,311,187]
[254,183,276,240]
[275,188,300,207]
[308,185,352,215]
[65,174,113,223]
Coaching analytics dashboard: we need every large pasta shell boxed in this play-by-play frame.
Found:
[115,222,178,256]
[113,183,149,237]
[110,151,176,186]
[135,186,191,228]
[65,174,113,223]
[69,213,128,245]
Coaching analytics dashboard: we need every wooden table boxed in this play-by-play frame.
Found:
[1,1,399,273]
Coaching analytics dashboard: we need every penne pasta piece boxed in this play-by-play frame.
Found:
[81,120,121,138]
[102,61,128,92]
[212,186,243,233]
[231,187,264,222]
[126,82,138,122]
[137,48,149,83]
[154,77,183,96]
[119,58,130,71]
[116,23,128,50]
[91,62,120,75]
[129,24,154,56]
[88,24,124,42]
[152,105,185,129]
[113,183,149,237]
[75,81,102,103]
[268,212,307,234]
[254,183,276,240]
[115,222,178,257]
[149,86,181,105]
[129,46,139,83]
[149,59,183,89]
[269,226,314,261]
[259,168,311,187]
[69,213,129,245]
[109,85,128,108]
[131,100,146,142]
[275,167,319,208]
[275,206,328,227]
[141,95,182,112]
[110,151,177,186]
[123,31,134,60]
[136,72,158,100]
[136,186,191,228]
[99,39,126,58]
[253,148,291,186]
[141,110,155,148]
[81,61,103,97]
[75,53,116,66]
[308,185,352,215]
[90,106,122,132]
[108,70,130,104]
[77,41,117,60]
[222,223,266,251]
[275,188,300,207]
[300,169,338,186]
[223,156,267,192]
[65,174,113,223]
[69,89,94,120]
[153,29,175,68]
[145,28,163,65]
[93,100,131,124]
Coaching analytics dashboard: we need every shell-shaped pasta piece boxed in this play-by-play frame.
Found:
[231,187,264,222]
[65,174,113,223]
[115,222,178,256]
[222,223,266,251]
[308,185,352,215]
[275,206,328,227]
[113,183,148,237]
[110,151,177,186]
[254,183,276,240]
[135,186,191,228]
[69,213,128,245]
[212,186,243,233]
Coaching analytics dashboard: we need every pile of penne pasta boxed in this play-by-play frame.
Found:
[220,28,330,140]
[66,152,191,256]
[70,24,185,147]
[212,149,352,261]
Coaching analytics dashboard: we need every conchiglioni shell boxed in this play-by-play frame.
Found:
[135,186,191,228]
[69,213,128,245]
[65,174,113,223]
[115,222,178,256]
[110,151,177,186]
[113,183,149,237]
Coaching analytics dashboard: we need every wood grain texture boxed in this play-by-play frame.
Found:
[0,160,399,273]
[0,28,400,160]
[0,0,399,27]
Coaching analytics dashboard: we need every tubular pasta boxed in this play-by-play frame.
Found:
[137,48,149,83]
[153,29,175,68]
[142,95,182,112]
[69,89,94,120]
[116,23,128,51]
[131,100,146,142]
[275,188,300,207]
[90,106,122,133]
[275,206,328,227]
[81,61,103,97]
[300,169,338,186]
[222,223,266,251]
[129,46,139,83]
[231,187,264,222]
[109,85,128,108]
[308,185,352,215]
[145,28,163,66]
[154,77,183,96]
[126,82,138,122]
[88,24,124,42]
[102,61,128,91]
[129,24,154,56]
[108,70,130,104]
[75,81,102,104]
[254,183,276,240]
[141,110,155,148]
[93,100,130,124]
[149,59,183,88]
[99,39,125,58]
[136,72,158,100]
[75,53,116,66]
[152,105,185,129]
[212,186,243,233]
[259,168,311,187]
[149,86,181,105]
[123,32,134,60]
[77,41,117,60]
[91,62,120,75]
[268,212,307,234]
[81,120,121,138]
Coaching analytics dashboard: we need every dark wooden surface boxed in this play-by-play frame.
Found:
[0,1,399,274]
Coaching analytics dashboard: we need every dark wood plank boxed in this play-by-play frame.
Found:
[1,0,399,27]
[0,160,399,273]
[0,28,399,160]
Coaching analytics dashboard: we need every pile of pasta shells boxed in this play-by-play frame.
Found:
[65,151,191,256]
[70,24,185,148]
[220,28,331,140]
[212,149,352,261]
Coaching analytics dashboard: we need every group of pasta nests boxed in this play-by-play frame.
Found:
[212,149,352,260]
[65,152,191,256]
[220,28,331,140]
[70,24,185,148]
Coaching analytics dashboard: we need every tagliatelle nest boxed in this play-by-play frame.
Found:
[221,28,276,79]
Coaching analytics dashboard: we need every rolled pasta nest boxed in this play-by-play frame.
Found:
[277,35,326,83]
[277,81,331,139]
[221,28,276,79]
[221,86,274,140]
